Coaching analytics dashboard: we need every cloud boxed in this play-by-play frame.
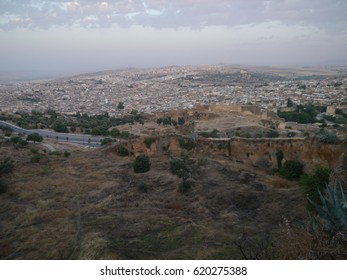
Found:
[0,0,346,31]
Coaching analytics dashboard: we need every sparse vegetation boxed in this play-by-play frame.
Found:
[144,137,156,149]
[275,150,284,169]
[101,138,113,145]
[299,166,331,211]
[30,153,43,163]
[133,155,151,173]
[279,160,304,180]
[178,137,196,151]
[0,157,14,176]
[0,179,8,194]
[198,129,219,138]
[63,151,71,158]
[117,146,129,157]
[266,130,279,138]
[319,132,339,144]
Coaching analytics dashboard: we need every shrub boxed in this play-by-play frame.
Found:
[49,151,62,156]
[275,150,284,169]
[179,180,192,193]
[30,148,39,154]
[63,151,71,158]
[0,180,8,194]
[178,138,196,151]
[267,130,279,138]
[319,132,339,144]
[117,146,129,157]
[279,160,304,180]
[144,137,155,149]
[110,128,121,137]
[138,182,148,193]
[0,157,14,176]
[299,166,331,211]
[101,138,113,145]
[133,155,151,173]
[31,154,43,163]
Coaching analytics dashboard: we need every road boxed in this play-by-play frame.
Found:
[0,120,104,147]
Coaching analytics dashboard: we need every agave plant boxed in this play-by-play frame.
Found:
[309,181,347,237]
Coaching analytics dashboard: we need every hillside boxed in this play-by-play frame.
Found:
[0,106,346,260]
[0,141,308,259]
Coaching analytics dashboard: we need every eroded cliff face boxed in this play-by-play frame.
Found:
[113,136,345,172]
[228,137,344,172]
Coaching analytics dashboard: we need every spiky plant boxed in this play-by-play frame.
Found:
[309,181,347,237]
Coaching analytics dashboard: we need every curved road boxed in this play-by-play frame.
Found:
[0,120,104,147]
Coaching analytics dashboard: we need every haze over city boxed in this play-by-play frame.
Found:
[1,0,347,78]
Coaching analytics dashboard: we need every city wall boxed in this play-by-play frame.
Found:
[112,135,345,172]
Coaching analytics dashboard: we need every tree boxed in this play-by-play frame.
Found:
[27,133,43,143]
[52,120,68,133]
[169,152,207,193]
[170,155,191,192]
[133,155,151,173]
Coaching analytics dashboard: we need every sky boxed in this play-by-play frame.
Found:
[1,0,347,78]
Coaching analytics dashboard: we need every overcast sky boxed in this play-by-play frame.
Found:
[1,0,347,77]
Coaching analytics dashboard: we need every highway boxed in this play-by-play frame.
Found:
[0,120,104,147]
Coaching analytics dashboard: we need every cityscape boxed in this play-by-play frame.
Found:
[1,64,347,116]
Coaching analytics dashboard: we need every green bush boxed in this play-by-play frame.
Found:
[267,130,279,138]
[178,180,192,193]
[198,129,219,138]
[0,180,8,194]
[133,155,151,173]
[279,160,304,180]
[178,138,196,151]
[49,151,62,156]
[30,148,39,154]
[299,166,331,211]
[63,151,71,158]
[0,157,14,176]
[275,150,284,169]
[319,132,339,144]
[144,138,155,149]
[117,146,129,157]
[31,154,43,163]
[101,138,113,145]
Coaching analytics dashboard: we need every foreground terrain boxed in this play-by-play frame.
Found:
[0,141,308,259]
[1,104,347,259]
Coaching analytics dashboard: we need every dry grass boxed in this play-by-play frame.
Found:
[0,141,312,259]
